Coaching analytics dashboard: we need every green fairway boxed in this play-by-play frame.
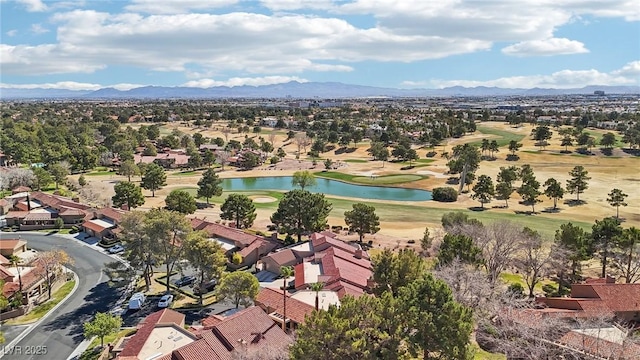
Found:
[470,126,526,148]
[343,159,369,163]
[85,171,115,176]
[169,170,199,176]
[315,171,427,185]
[179,187,590,238]
[351,175,424,185]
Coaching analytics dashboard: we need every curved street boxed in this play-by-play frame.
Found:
[1,233,122,360]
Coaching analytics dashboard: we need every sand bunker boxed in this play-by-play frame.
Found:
[251,196,277,203]
[416,170,448,178]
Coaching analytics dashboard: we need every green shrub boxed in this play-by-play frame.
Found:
[432,187,458,202]
[507,283,525,298]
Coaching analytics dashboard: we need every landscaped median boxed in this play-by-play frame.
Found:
[3,275,77,326]
[79,328,136,360]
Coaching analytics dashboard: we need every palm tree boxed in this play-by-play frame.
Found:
[280,266,294,332]
[310,282,324,311]
[8,255,22,293]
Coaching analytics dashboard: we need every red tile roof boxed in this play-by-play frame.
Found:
[24,212,53,221]
[99,207,126,223]
[5,211,28,219]
[537,282,640,317]
[0,255,10,265]
[212,306,292,351]
[12,186,31,193]
[0,265,13,281]
[190,219,262,247]
[264,249,298,267]
[255,287,314,325]
[237,240,262,258]
[118,309,185,358]
[31,191,90,210]
[172,338,222,360]
[82,220,114,234]
[0,239,26,250]
[0,199,10,206]
[58,208,86,216]
[560,330,640,359]
[150,307,292,360]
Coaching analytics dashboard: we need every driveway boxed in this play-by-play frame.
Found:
[0,233,123,360]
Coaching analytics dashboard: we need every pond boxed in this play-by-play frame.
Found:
[221,176,432,201]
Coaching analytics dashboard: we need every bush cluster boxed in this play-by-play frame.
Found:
[432,187,458,202]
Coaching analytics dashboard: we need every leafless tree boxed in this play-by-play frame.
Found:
[2,168,35,190]
[610,245,640,284]
[452,221,525,285]
[221,126,231,142]
[475,297,640,360]
[515,229,555,297]
[434,259,498,318]
[294,133,311,156]
[268,131,277,148]
[216,150,231,171]
[99,151,114,167]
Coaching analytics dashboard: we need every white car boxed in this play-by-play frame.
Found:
[108,245,125,254]
[158,294,174,308]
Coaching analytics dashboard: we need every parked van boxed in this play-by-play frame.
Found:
[128,292,146,310]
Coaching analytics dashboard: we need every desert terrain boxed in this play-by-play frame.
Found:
[78,121,639,249]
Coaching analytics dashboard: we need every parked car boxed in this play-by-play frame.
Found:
[128,292,146,310]
[108,245,125,254]
[174,275,196,287]
[157,294,174,308]
[193,279,217,295]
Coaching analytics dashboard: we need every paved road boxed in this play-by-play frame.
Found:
[1,233,123,360]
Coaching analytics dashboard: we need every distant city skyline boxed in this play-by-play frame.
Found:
[1,0,639,91]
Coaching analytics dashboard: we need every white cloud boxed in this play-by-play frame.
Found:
[182,76,308,88]
[422,61,640,89]
[611,60,640,77]
[6,30,18,37]
[30,24,49,34]
[1,1,637,81]
[16,0,48,12]
[259,0,334,11]
[502,38,589,57]
[125,0,238,14]
[1,10,488,77]
[0,82,144,91]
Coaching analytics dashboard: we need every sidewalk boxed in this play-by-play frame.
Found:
[0,270,80,359]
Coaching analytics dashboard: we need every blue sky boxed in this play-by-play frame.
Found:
[1,0,639,90]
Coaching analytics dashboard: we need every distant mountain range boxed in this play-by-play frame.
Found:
[1,82,638,99]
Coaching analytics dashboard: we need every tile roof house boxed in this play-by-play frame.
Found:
[261,232,372,299]
[190,218,280,269]
[81,207,127,241]
[255,287,315,330]
[115,308,196,360]
[535,277,640,323]
[2,191,91,230]
[559,327,640,360]
[117,307,292,360]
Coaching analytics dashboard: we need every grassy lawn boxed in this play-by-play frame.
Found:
[179,187,591,238]
[85,171,115,176]
[474,346,506,360]
[80,328,137,360]
[500,272,557,294]
[471,126,526,148]
[315,171,428,185]
[169,170,199,176]
[5,280,76,325]
[343,159,369,163]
